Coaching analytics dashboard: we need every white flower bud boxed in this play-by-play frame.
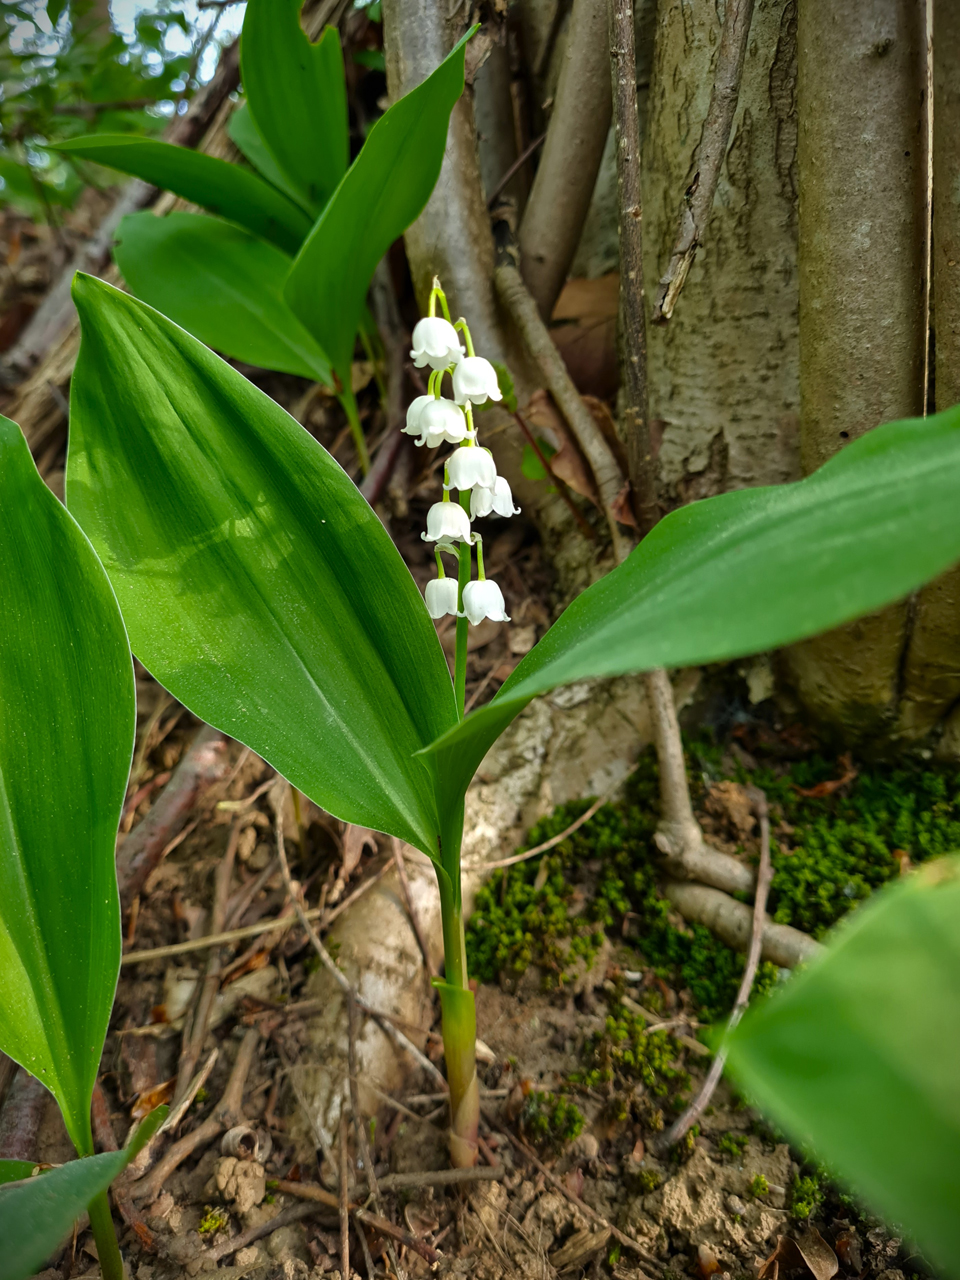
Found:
[419,398,469,448]
[461,578,510,625]
[410,317,464,370]
[452,356,503,407]
[470,474,520,519]
[424,577,459,619]
[422,501,473,544]
[444,447,497,492]
[402,395,433,441]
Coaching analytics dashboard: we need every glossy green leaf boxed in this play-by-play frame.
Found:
[0,1106,167,1280]
[284,28,473,383]
[114,212,331,384]
[227,100,310,213]
[0,416,135,1158]
[423,408,960,832]
[55,135,311,254]
[0,1162,36,1187]
[240,5,347,214]
[66,274,458,859]
[727,860,960,1276]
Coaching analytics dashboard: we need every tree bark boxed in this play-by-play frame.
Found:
[781,0,926,739]
[642,0,801,507]
[897,0,960,744]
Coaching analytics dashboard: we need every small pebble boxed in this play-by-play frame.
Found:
[726,1194,746,1215]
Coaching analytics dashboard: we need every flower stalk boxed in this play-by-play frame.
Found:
[88,1187,124,1280]
[409,280,518,1164]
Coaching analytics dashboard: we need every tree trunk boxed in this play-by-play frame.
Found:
[896,0,960,746]
[642,0,801,507]
[780,0,926,740]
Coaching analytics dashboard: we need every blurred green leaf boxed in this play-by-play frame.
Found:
[284,28,473,385]
[0,1105,167,1280]
[114,211,331,384]
[227,101,310,213]
[66,275,458,858]
[520,439,555,483]
[422,408,960,837]
[0,1162,37,1187]
[240,6,347,215]
[727,860,960,1277]
[0,415,135,1158]
[55,136,312,254]
[354,49,386,72]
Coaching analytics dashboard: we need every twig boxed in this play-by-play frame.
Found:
[476,766,638,871]
[375,1165,503,1192]
[485,1114,663,1272]
[511,409,597,541]
[209,1200,321,1261]
[392,839,436,978]
[120,858,392,965]
[486,133,546,208]
[609,0,659,535]
[116,724,230,911]
[494,261,632,562]
[355,1208,440,1265]
[658,786,774,1150]
[174,818,240,1103]
[129,1028,258,1203]
[158,1048,218,1134]
[272,790,448,1091]
[339,1112,351,1280]
[651,0,757,322]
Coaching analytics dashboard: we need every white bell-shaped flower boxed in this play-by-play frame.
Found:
[424,577,459,619]
[452,356,503,407]
[402,395,433,441]
[410,317,464,371]
[444,446,497,492]
[422,501,473,544]
[461,578,510,625]
[418,398,469,448]
[470,474,520,519]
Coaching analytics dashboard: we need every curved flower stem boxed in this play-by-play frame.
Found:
[88,1188,124,1280]
[454,521,471,718]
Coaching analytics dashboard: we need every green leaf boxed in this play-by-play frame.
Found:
[0,416,135,1157]
[66,275,457,858]
[726,860,960,1276]
[240,6,347,214]
[54,135,311,254]
[0,1105,167,1280]
[227,100,310,213]
[422,407,960,831]
[114,212,332,384]
[0,1162,37,1187]
[284,28,474,384]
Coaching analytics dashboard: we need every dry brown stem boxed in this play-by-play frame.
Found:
[375,1164,503,1192]
[651,0,757,322]
[659,787,774,1150]
[209,1200,321,1262]
[518,0,613,318]
[338,1111,351,1280]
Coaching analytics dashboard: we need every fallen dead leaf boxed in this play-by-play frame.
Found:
[131,1077,174,1120]
[341,824,378,879]
[759,1230,838,1280]
[549,1226,611,1271]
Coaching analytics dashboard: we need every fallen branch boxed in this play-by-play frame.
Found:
[651,0,757,322]
[375,1164,503,1192]
[663,880,821,969]
[129,1027,258,1203]
[338,1112,350,1280]
[658,786,774,1150]
[356,1206,440,1264]
[209,1200,321,1262]
[494,260,631,562]
[117,723,230,911]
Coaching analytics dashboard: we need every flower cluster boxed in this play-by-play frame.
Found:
[406,282,520,630]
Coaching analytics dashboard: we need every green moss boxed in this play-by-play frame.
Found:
[749,1173,769,1198]
[573,1003,690,1105]
[520,1090,585,1148]
[790,1172,825,1220]
[198,1205,229,1234]
[634,1168,662,1193]
[717,1131,749,1159]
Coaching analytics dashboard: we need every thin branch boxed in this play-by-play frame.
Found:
[494,260,632,563]
[486,133,546,209]
[658,786,773,1150]
[209,1200,321,1261]
[375,1165,503,1192]
[392,839,436,978]
[339,1112,351,1280]
[511,409,598,541]
[651,0,757,322]
[609,0,659,534]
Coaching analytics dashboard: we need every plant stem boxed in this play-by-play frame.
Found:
[454,498,471,719]
[88,1188,124,1280]
[339,387,371,476]
[436,873,478,1168]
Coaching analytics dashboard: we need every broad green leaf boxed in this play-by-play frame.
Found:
[726,861,960,1276]
[422,408,960,832]
[284,28,473,384]
[66,275,458,859]
[114,212,331,384]
[55,135,311,254]
[240,6,347,214]
[0,416,135,1158]
[0,1162,36,1187]
[227,100,310,213]
[0,1105,167,1280]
